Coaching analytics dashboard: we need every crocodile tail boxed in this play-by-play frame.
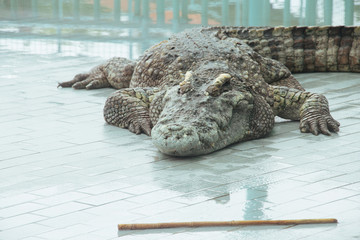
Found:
[217,26,360,73]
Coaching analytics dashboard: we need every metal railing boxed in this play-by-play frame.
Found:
[0,0,358,58]
[1,0,357,27]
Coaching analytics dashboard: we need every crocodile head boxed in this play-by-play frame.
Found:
[151,64,255,156]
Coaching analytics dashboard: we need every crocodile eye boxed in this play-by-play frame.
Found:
[205,73,232,97]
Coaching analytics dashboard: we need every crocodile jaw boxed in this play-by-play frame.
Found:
[151,120,225,156]
[151,104,251,156]
[151,124,206,156]
[151,113,250,156]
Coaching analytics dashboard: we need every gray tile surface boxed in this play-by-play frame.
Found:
[0,49,360,240]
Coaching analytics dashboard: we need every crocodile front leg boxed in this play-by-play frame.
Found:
[271,86,340,135]
[103,87,160,136]
[58,57,135,90]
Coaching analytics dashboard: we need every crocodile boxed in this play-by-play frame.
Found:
[58,26,360,156]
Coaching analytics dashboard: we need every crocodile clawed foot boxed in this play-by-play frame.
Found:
[128,120,152,136]
[300,111,340,136]
[58,73,90,89]
[59,71,111,89]
[299,93,340,136]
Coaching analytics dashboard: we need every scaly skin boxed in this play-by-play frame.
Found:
[58,26,359,156]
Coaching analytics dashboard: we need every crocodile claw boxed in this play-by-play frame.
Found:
[128,119,152,136]
[300,110,340,136]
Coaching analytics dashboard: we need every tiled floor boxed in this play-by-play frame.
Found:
[0,48,359,240]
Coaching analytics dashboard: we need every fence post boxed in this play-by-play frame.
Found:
[11,0,18,19]
[283,0,290,26]
[142,0,149,20]
[58,0,63,20]
[173,0,180,32]
[235,0,241,26]
[114,0,121,22]
[74,0,80,21]
[52,0,58,19]
[324,0,332,25]
[128,0,133,21]
[57,26,62,53]
[156,0,165,25]
[31,0,38,18]
[94,0,100,21]
[222,0,229,26]
[134,0,141,19]
[305,0,316,25]
[249,0,263,26]
[299,0,304,25]
[181,0,189,23]
[241,0,249,26]
[345,0,354,26]
[141,0,149,52]
[262,0,270,25]
[201,0,208,26]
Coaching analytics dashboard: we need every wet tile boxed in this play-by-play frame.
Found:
[310,199,359,214]
[171,189,226,205]
[348,194,360,203]
[38,211,97,229]
[76,191,132,206]
[77,182,132,195]
[33,202,91,217]
[0,223,52,240]
[0,193,40,208]
[0,213,47,230]
[306,188,359,203]
[263,189,312,204]
[1,29,360,240]
[0,202,46,218]
[34,192,92,206]
[131,200,186,216]
[292,170,345,183]
[82,200,141,218]
[127,189,182,205]
[267,198,319,215]
[38,224,93,240]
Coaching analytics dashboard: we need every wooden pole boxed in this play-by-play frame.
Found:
[118,218,338,230]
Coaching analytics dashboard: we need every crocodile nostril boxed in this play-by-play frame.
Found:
[167,125,183,131]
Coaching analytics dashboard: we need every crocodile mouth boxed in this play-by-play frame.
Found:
[151,113,242,156]
[151,123,214,156]
[151,107,251,156]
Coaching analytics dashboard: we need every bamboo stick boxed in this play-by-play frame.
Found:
[118,218,338,230]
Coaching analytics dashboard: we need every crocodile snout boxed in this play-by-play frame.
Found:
[151,124,203,156]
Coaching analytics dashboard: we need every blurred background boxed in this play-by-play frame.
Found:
[1,0,360,59]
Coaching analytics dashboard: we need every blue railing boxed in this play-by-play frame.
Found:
[0,0,358,58]
[1,0,357,27]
